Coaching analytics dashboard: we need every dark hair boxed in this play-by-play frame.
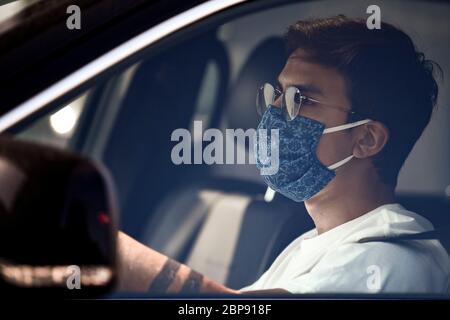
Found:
[285,15,440,188]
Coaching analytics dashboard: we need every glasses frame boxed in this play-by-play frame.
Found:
[257,83,356,121]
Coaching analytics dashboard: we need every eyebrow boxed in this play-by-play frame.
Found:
[276,78,324,97]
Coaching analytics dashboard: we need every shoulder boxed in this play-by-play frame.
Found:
[312,240,450,293]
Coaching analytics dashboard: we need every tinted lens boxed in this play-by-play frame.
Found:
[283,86,301,121]
[256,83,274,116]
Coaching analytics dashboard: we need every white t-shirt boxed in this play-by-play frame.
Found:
[241,203,450,294]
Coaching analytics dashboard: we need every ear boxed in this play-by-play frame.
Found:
[352,121,389,159]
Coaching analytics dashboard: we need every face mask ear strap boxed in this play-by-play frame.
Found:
[327,155,354,170]
[323,119,371,134]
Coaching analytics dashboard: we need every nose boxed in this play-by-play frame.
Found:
[272,94,282,108]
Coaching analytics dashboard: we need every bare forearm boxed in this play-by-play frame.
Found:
[117,231,239,294]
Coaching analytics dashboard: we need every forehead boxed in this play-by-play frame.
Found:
[278,49,348,98]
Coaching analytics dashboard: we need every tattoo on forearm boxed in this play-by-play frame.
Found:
[148,258,205,294]
[180,269,204,294]
[148,258,181,293]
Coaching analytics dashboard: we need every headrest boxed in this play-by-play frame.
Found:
[225,37,286,131]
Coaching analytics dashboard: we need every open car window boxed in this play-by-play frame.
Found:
[6,0,450,298]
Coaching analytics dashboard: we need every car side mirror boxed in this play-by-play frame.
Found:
[0,136,118,297]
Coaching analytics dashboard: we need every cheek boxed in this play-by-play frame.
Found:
[316,132,353,166]
[300,106,348,128]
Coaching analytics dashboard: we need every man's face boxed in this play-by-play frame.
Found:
[275,48,355,168]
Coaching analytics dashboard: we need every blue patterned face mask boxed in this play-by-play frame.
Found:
[254,105,371,202]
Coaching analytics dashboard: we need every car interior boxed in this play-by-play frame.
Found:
[11,0,450,293]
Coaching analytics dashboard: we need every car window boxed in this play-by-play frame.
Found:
[9,0,450,295]
[16,91,89,149]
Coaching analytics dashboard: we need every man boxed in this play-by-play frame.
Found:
[118,15,449,294]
